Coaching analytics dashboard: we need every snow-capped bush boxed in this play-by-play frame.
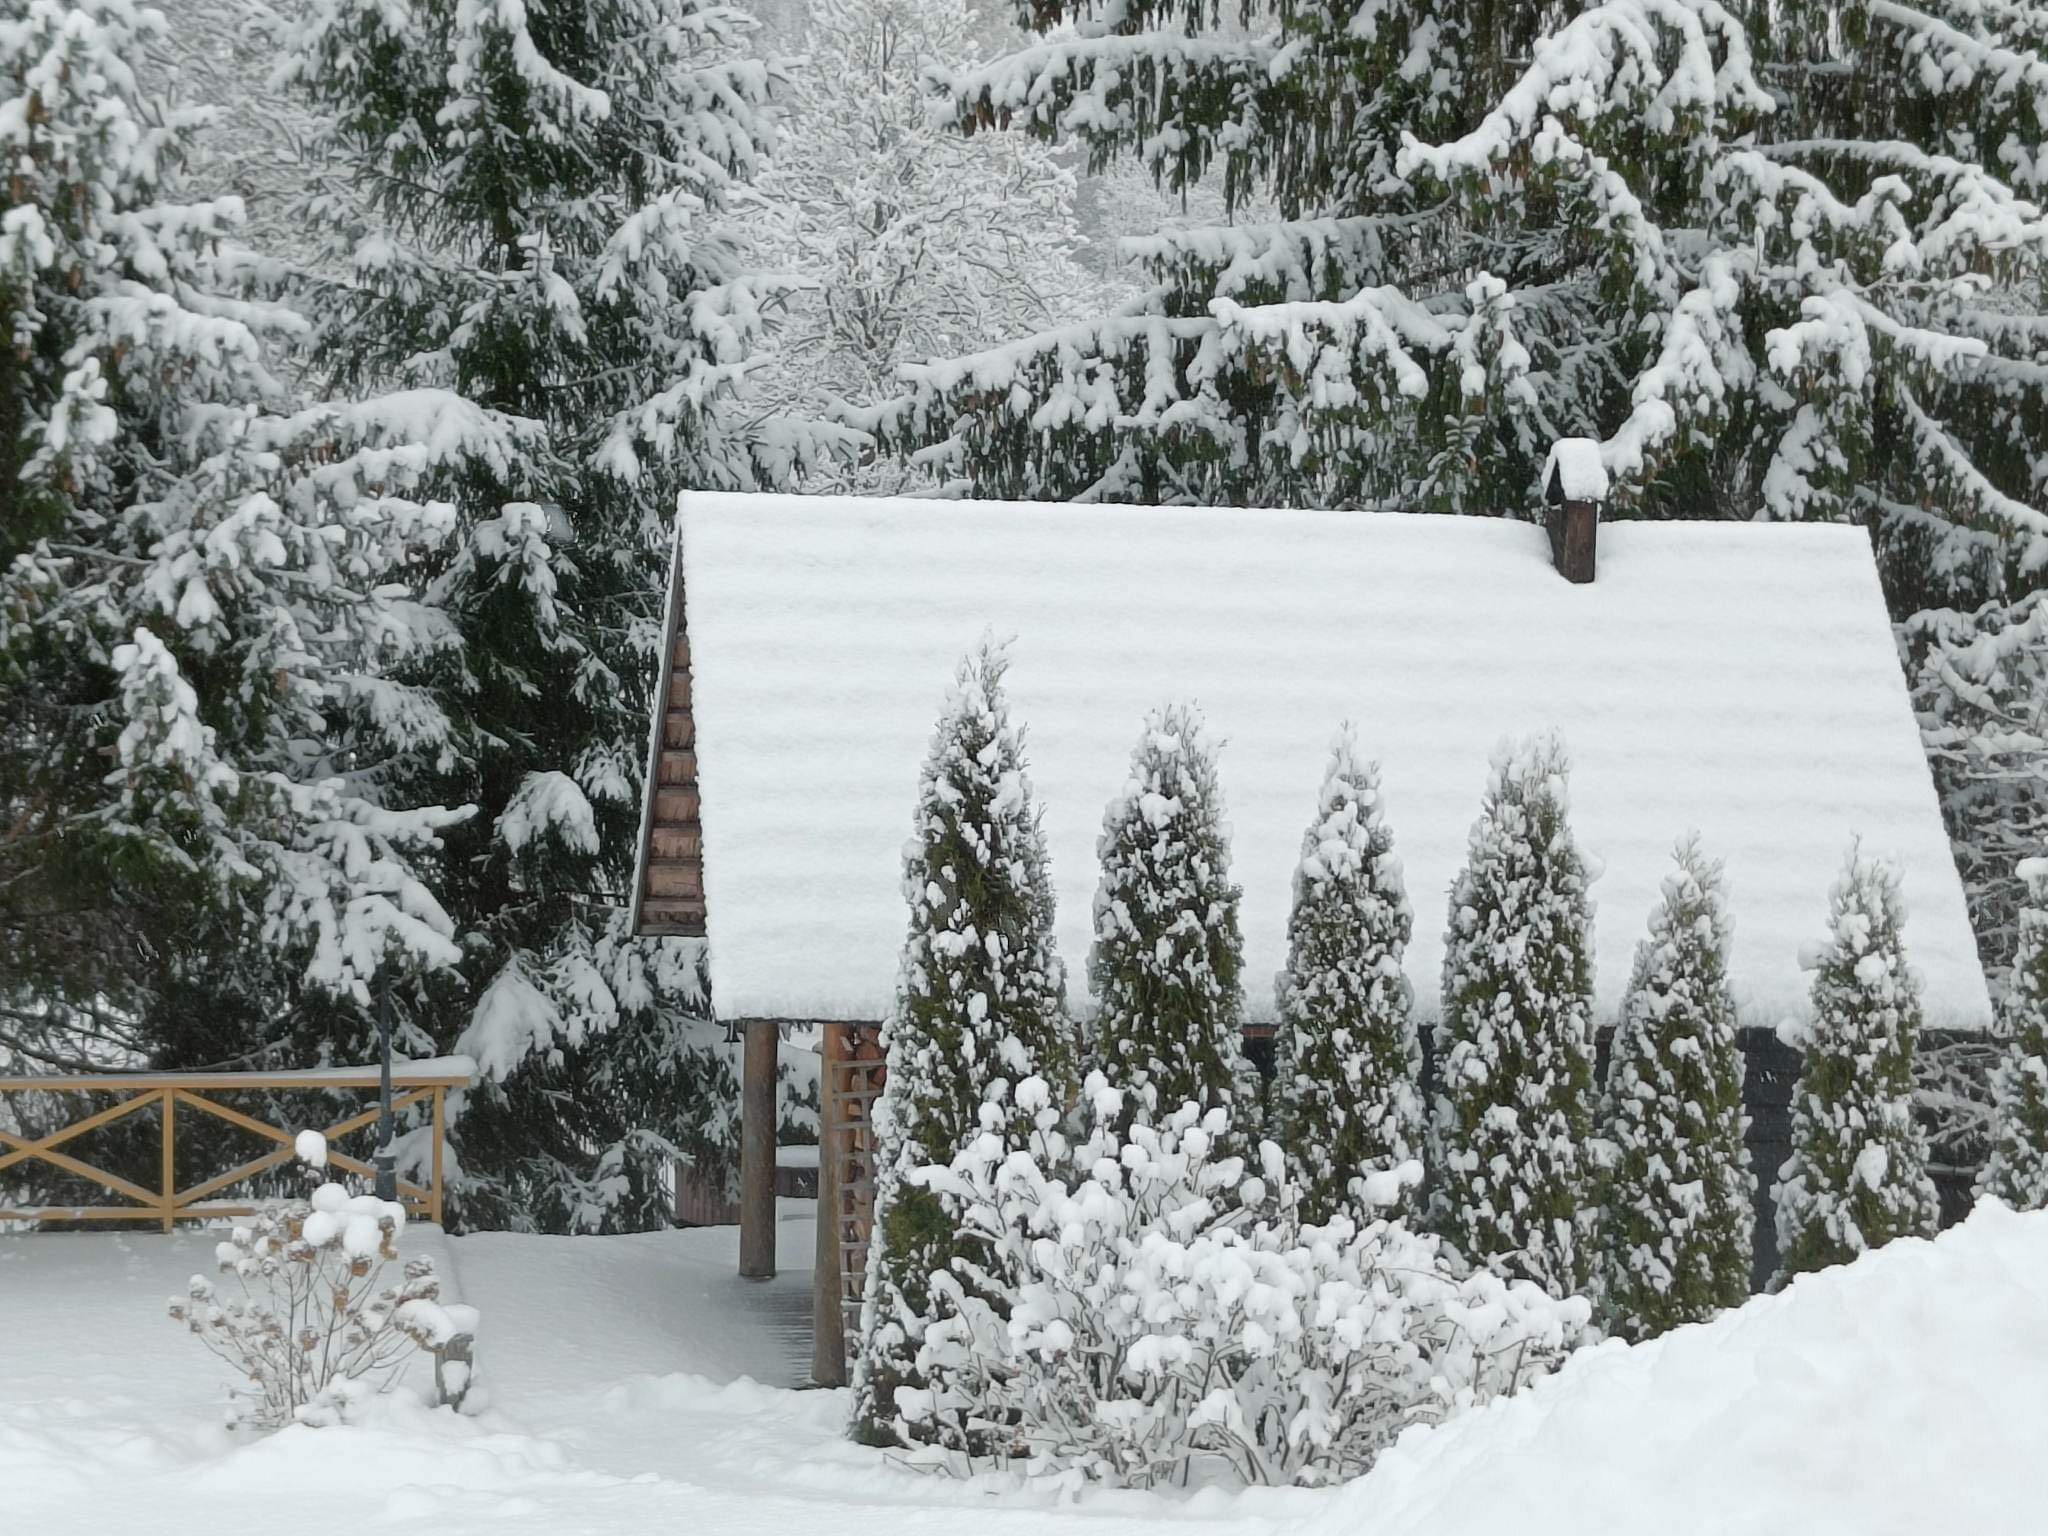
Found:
[1272,729,1423,1224]
[1773,849,1940,1287]
[1431,734,1599,1296]
[903,1075,1587,1488]
[1596,837,1754,1341]
[1983,861,2048,1210]
[168,1171,466,1429]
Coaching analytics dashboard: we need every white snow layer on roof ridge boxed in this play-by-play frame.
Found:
[675,491,1991,1030]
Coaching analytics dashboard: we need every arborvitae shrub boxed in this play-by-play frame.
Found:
[851,642,1072,1445]
[1982,861,2048,1211]
[1272,729,1423,1225]
[1430,733,1598,1297]
[1596,837,1754,1340]
[1772,849,1940,1287]
[1088,704,1256,1133]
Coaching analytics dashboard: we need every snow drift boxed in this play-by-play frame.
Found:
[1310,1200,2048,1535]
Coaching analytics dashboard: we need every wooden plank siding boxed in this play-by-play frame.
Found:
[633,548,706,937]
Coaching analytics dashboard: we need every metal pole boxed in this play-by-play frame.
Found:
[375,974,398,1202]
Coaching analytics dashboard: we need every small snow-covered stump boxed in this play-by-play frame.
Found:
[1272,728,1423,1225]
[1772,849,1941,1288]
[167,1146,471,1428]
[851,641,1075,1446]
[1089,704,1258,1136]
[1430,733,1599,1297]
[1596,838,1754,1341]
[1982,861,2048,1211]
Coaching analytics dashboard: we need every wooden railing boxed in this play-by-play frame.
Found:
[0,1059,474,1230]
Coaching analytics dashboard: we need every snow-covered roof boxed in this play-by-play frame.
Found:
[664,491,1992,1031]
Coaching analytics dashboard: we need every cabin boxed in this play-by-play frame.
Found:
[629,464,1994,1385]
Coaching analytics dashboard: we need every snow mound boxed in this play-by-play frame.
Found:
[1308,1200,2048,1536]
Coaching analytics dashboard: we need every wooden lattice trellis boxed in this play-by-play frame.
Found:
[808,1022,886,1382]
[828,1026,886,1319]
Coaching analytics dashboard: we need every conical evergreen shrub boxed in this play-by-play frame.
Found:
[1088,705,1256,1132]
[1597,838,1754,1341]
[1272,730,1422,1225]
[1430,733,1598,1296]
[851,642,1072,1444]
[1772,849,1940,1287]
[1981,862,2048,1211]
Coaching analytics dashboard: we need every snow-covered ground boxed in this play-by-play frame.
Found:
[5,1200,2047,1535]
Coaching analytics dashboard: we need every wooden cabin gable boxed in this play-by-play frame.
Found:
[631,548,706,938]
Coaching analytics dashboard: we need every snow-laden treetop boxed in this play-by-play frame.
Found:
[664,492,1990,1030]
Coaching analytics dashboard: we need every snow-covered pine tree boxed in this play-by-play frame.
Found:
[1773,849,1941,1287]
[1271,729,1421,1225]
[864,0,2048,609]
[1907,596,2048,987]
[145,0,328,277]
[752,0,1097,493]
[1596,837,1754,1341]
[861,0,2048,1001]
[1982,862,2048,1210]
[852,641,1073,1445]
[1088,705,1256,1133]
[281,0,840,1231]
[1431,734,1597,1296]
[0,0,469,1087]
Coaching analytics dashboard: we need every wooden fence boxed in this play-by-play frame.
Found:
[0,1060,473,1230]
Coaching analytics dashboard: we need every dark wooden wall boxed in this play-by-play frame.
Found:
[1251,1024,1983,1295]
[637,557,705,937]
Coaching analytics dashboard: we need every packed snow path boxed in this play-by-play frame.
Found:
[453,1218,817,1392]
[6,1202,2048,1534]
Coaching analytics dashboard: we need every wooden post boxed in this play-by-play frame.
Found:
[159,1089,175,1233]
[431,1086,446,1226]
[739,1019,778,1279]
[812,1025,847,1385]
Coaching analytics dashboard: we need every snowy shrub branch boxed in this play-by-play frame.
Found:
[901,1076,1587,1488]
[168,1153,473,1429]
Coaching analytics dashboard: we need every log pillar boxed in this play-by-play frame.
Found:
[811,1024,847,1385]
[739,1019,778,1280]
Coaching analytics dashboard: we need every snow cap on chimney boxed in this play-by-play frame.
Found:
[1544,437,1610,504]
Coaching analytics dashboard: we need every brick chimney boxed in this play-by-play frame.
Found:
[1542,437,1607,584]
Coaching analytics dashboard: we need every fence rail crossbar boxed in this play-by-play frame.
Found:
[0,1065,470,1230]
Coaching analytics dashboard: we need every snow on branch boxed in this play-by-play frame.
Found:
[1396,0,1771,183]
